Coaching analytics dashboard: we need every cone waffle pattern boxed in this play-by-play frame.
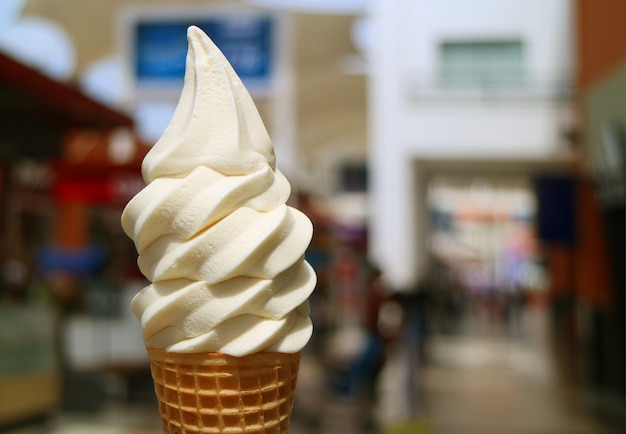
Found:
[147,349,300,434]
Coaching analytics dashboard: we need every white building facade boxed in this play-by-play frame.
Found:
[368,0,574,290]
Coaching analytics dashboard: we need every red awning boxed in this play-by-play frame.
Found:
[0,51,133,160]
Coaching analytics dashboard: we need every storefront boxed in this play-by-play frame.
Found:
[0,51,143,426]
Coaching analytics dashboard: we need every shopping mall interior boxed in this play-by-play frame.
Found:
[0,0,624,433]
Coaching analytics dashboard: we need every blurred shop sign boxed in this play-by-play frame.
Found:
[37,245,105,277]
[534,174,576,245]
[52,173,144,205]
[130,13,275,96]
[51,128,147,204]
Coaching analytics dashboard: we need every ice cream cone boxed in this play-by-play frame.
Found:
[147,348,301,434]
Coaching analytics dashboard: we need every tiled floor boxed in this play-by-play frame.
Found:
[1,404,161,434]
[3,308,624,434]
[400,309,623,434]
[414,336,623,434]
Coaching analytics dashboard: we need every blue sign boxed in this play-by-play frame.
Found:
[134,15,274,90]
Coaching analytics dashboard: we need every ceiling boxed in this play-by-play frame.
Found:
[17,0,368,190]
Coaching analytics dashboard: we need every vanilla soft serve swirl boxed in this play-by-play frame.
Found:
[121,26,315,356]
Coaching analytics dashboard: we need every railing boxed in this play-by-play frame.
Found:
[405,79,573,103]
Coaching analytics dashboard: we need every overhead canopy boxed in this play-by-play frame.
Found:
[0,51,133,161]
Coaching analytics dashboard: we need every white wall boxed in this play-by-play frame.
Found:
[368,0,573,290]
[395,0,572,85]
[401,104,571,159]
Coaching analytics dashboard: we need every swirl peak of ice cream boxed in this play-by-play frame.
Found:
[121,26,315,356]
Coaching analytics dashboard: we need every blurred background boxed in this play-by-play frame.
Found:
[0,0,624,433]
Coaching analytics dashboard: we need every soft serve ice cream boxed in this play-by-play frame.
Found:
[121,26,315,357]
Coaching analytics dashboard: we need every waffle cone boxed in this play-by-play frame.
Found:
[147,348,301,434]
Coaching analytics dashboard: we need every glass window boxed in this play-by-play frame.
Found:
[439,40,525,85]
[339,163,368,192]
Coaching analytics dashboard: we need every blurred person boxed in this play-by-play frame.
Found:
[301,198,335,354]
[338,264,399,399]
[1,257,28,301]
[331,246,363,327]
